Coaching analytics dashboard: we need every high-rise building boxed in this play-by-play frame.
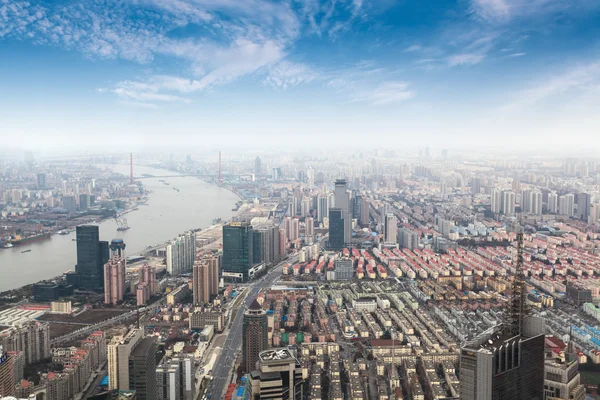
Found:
[0,321,51,365]
[531,191,542,215]
[384,213,397,244]
[399,228,419,250]
[459,316,546,400]
[306,167,315,189]
[317,196,329,223]
[137,264,157,306]
[300,197,311,217]
[577,193,590,221]
[305,217,314,242]
[521,189,532,213]
[166,231,196,275]
[62,195,76,212]
[192,256,219,305]
[254,156,261,176]
[110,239,126,258]
[334,258,354,281]
[0,347,16,397]
[37,173,46,190]
[79,193,91,210]
[548,192,558,213]
[104,256,126,305]
[328,208,345,250]
[471,177,482,195]
[283,217,299,242]
[75,225,109,291]
[491,189,502,214]
[128,337,157,400]
[501,190,516,215]
[543,357,586,400]
[156,355,195,400]
[559,194,575,217]
[247,347,303,400]
[108,328,143,391]
[222,222,253,281]
[243,299,267,373]
[334,179,351,242]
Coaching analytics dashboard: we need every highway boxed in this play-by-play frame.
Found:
[206,256,297,399]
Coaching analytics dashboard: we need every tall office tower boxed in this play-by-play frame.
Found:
[491,189,502,214]
[243,300,268,373]
[62,195,76,212]
[0,321,51,365]
[79,193,91,210]
[548,192,559,213]
[360,196,369,226]
[192,256,218,305]
[501,191,515,215]
[254,156,261,176]
[559,194,575,217]
[166,231,196,275]
[108,328,142,390]
[334,179,351,243]
[471,177,482,195]
[398,228,419,250]
[300,197,311,217]
[222,222,253,282]
[104,256,125,305]
[76,225,109,291]
[531,191,542,215]
[512,177,521,193]
[306,167,315,189]
[521,189,532,212]
[460,233,545,400]
[252,229,265,265]
[460,317,545,399]
[328,208,345,250]
[37,173,46,190]
[384,213,397,244]
[577,193,590,220]
[266,225,280,265]
[157,355,196,400]
[317,196,329,223]
[129,337,158,400]
[0,348,16,397]
[247,347,303,400]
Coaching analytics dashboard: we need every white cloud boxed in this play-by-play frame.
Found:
[356,81,414,105]
[508,52,526,57]
[470,0,599,22]
[501,61,600,111]
[447,53,486,66]
[264,61,318,89]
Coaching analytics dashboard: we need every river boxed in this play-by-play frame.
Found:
[0,164,240,292]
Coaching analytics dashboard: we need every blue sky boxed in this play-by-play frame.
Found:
[1,0,599,151]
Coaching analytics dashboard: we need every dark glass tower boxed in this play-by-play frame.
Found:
[75,225,109,291]
[129,337,158,400]
[243,299,267,373]
[222,222,253,281]
[328,208,345,250]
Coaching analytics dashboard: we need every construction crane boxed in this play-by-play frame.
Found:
[115,216,130,231]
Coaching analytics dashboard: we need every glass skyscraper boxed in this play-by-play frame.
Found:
[75,225,109,291]
[328,208,345,250]
[222,222,253,281]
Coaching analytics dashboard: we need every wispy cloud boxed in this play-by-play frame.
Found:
[507,52,526,57]
[264,61,318,89]
[501,61,600,111]
[470,0,600,23]
[355,81,414,105]
[447,53,486,66]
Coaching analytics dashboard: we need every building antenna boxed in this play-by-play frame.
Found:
[218,151,222,186]
[130,153,134,185]
[506,231,527,337]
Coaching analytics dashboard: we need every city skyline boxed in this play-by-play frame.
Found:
[1,0,600,150]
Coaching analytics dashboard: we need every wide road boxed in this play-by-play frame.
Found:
[207,255,298,399]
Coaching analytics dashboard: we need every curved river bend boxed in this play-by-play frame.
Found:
[0,164,239,292]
